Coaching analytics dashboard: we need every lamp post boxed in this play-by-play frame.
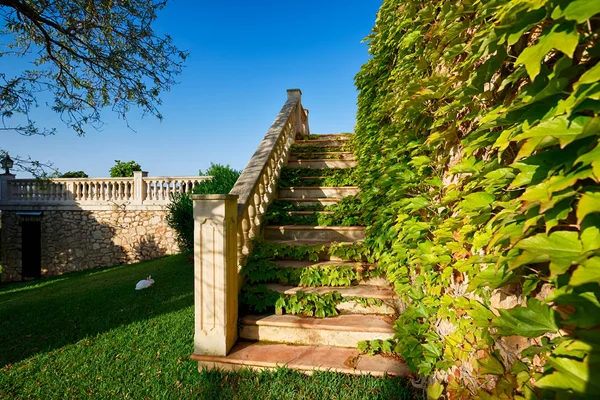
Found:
[1,153,14,175]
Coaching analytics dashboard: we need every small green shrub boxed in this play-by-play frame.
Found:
[195,163,241,195]
[60,170,88,178]
[166,163,241,253]
[109,160,141,177]
[166,193,194,252]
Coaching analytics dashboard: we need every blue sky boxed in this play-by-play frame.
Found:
[2,1,381,178]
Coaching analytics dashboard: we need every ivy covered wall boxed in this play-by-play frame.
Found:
[355,0,600,398]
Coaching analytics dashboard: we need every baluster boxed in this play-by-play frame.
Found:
[259,176,268,213]
[254,192,263,227]
[107,181,113,201]
[241,208,251,258]
[237,224,245,266]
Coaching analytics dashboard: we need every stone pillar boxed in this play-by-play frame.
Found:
[0,173,15,202]
[192,194,239,357]
[287,88,303,139]
[133,171,148,205]
[303,108,310,136]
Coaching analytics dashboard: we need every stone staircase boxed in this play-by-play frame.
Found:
[192,133,407,376]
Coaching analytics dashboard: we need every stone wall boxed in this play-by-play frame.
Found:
[0,208,179,282]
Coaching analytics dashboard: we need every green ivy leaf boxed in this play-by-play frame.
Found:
[459,192,495,211]
[554,292,600,327]
[536,356,600,395]
[512,115,591,149]
[574,62,600,90]
[427,382,444,400]
[515,22,580,80]
[575,142,600,182]
[552,0,600,24]
[577,192,600,224]
[581,215,600,252]
[515,231,584,276]
[476,352,505,376]
[492,298,559,337]
[468,265,516,291]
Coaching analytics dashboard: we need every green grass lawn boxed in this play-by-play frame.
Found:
[0,255,418,399]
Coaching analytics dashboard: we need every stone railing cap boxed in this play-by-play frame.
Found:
[191,194,238,201]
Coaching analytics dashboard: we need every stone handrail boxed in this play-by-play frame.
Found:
[191,89,308,357]
[0,173,210,206]
[229,89,306,265]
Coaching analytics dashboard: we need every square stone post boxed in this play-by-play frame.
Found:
[132,171,148,205]
[0,173,15,202]
[191,194,239,357]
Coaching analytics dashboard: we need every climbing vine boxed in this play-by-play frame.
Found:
[240,286,385,318]
[278,167,359,187]
[266,196,365,226]
[355,0,600,398]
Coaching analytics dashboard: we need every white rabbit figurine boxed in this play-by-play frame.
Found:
[135,276,154,290]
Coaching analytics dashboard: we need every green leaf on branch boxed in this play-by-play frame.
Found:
[492,298,559,337]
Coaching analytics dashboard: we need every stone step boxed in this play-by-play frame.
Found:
[191,341,408,376]
[294,140,349,148]
[278,186,360,199]
[264,225,365,242]
[265,240,365,261]
[239,314,395,347]
[276,198,341,207]
[273,260,387,286]
[265,284,397,300]
[287,159,358,169]
[289,152,356,161]
[287,211,334,215]
[309,133,353,139]
[264,284,397,315]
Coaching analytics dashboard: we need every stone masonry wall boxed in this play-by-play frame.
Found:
[1,208,179,282]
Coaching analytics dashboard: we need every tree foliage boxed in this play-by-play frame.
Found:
[109,160,141,178]
[0,0,187,173]
[355,0,600,398]
[59,170,88,178]
[166,164,241,253]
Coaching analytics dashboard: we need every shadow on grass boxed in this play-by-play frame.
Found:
[0,254,193,367]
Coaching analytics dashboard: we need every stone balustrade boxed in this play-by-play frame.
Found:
[192,89,308,357]
[0,171,210,209]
